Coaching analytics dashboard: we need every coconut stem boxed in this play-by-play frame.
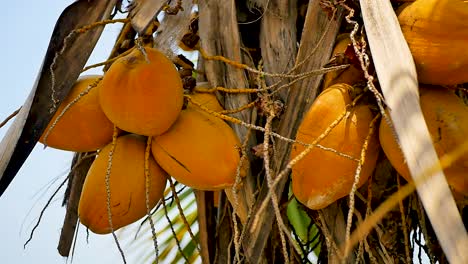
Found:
[81,48,134,73]
[48,18,130,113]
[345,114,380,251]
[144,136,159,263]
[167,177,200,251]
[185,94,354,160]
[105,126,127,264]
[262,102,290,263]
[232,132,252,263]
[161,193,189,262]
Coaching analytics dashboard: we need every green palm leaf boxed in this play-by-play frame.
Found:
[120,183,200,264]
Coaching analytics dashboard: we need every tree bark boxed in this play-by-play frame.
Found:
[242,3,344,262]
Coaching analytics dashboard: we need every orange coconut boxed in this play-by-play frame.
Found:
[322,34,365,89]
[187,92,224,112]
[290,83,379,210]
[151,108,241,190]
[379,87,468,194]
[100,47,183,136]
[39,75,114,152]
[78,134,167,234]
[398,0,468,85]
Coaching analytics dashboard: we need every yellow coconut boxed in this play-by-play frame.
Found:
[379,86,468,194]
[291,84,379,210]
[78,134,168,234]
[187,92,224,112]
[398,0,468,85]
[151,108,241,190]
[100,47,184,136]
[323,34,365,89]
[39,75,114,152]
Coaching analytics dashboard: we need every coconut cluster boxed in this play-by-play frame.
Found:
[40,0,468,231]
[290,0,468,210]
[41,47,242,234]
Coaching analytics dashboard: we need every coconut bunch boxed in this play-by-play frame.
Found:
[40,47,243,234]
[381,0,468,194]
[289,0,468,210]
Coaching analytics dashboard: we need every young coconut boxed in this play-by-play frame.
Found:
[290,83,379,210]
[39,75,114,152]
[322,34,365,89]
[151,106,242,191]
[398,0,468,85]
[78,134,167,234]
[379,87,468,194]
[100,47,184,136]
[187,92,224,112]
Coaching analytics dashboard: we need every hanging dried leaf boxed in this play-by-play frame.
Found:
[0,0,117,197]
[359,0,468,262]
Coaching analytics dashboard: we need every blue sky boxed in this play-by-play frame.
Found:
[0,2,200,263]
[0,1,130,263]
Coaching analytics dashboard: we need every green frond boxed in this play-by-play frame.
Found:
[121,184,200,264]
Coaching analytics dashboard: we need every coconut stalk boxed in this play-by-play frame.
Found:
[358,0,468,262]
